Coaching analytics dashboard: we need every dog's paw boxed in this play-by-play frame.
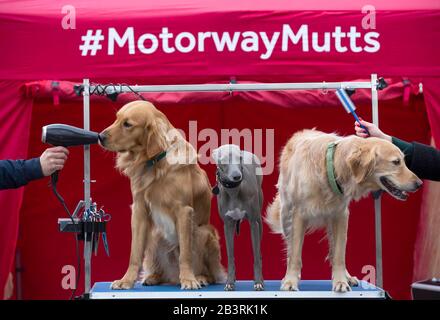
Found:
[347,275,359,287]
[333,280,351,293]
[111,278,135,290]
[224,283,235,291]
[196,275,209,287]
[180,277,201,290]
[214,269,227,284]
[254,282,264,291]
[280,277,299,291]
[142,274,162,286]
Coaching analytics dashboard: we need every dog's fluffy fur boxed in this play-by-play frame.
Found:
[266,129,421,292]
[100,101,225,290]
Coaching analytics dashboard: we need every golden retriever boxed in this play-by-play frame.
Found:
[266,129,422,292]
[100,100,225,290]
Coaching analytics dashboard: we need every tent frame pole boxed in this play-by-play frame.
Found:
[81,75,382,294]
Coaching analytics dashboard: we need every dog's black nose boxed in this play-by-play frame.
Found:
[98,131,107,146]
[232,173,242,181]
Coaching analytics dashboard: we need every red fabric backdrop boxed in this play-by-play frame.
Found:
[15,82,429,299]
[0,82,33,299]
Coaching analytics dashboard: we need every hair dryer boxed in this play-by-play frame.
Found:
[42,124,102,147]
[41,124,103,201]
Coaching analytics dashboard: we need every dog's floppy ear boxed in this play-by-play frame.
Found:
[144,117,168,159]
[347,145,376,184]
[212,147,220,164]
[240,150,248,166]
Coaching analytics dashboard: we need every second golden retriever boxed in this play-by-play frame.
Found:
[266,129,422,292]
[100,100,225,290]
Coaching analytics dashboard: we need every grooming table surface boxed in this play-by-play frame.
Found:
[90,280,385,299]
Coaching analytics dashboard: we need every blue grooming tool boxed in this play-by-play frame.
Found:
[335,88,370,136]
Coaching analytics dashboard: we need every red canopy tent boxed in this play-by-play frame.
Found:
[0,0,439,299]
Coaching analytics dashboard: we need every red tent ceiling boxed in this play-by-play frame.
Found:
[0,0,438,14]
[0,0,439,81]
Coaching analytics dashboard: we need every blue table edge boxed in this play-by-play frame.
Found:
[90,280,385,299]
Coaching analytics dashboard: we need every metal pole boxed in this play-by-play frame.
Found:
[83,79,91,214]
[83,78,92,294]
[371,73,383,289]
[89,81,373,94]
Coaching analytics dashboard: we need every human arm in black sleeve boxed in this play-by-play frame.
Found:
[0,158,44,190]
[392,137,440,181]
[354,120,440,181]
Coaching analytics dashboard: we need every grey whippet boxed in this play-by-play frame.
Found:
[212,144,264,291]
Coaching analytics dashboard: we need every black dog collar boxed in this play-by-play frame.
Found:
[212,168,242,195]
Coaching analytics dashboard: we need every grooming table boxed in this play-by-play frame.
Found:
[90,280,385,299]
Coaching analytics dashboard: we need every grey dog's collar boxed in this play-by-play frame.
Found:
[217,169,243,188]
[212,168,242,195]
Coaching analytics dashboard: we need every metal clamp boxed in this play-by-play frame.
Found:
[376,77,388,90]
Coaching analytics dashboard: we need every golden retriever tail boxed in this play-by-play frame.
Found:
[265,193,283,234]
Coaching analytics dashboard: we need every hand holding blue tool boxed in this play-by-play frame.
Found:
[335,88,370,137]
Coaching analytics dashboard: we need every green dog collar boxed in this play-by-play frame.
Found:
[146,150,167,168]
[326,142,343,196]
